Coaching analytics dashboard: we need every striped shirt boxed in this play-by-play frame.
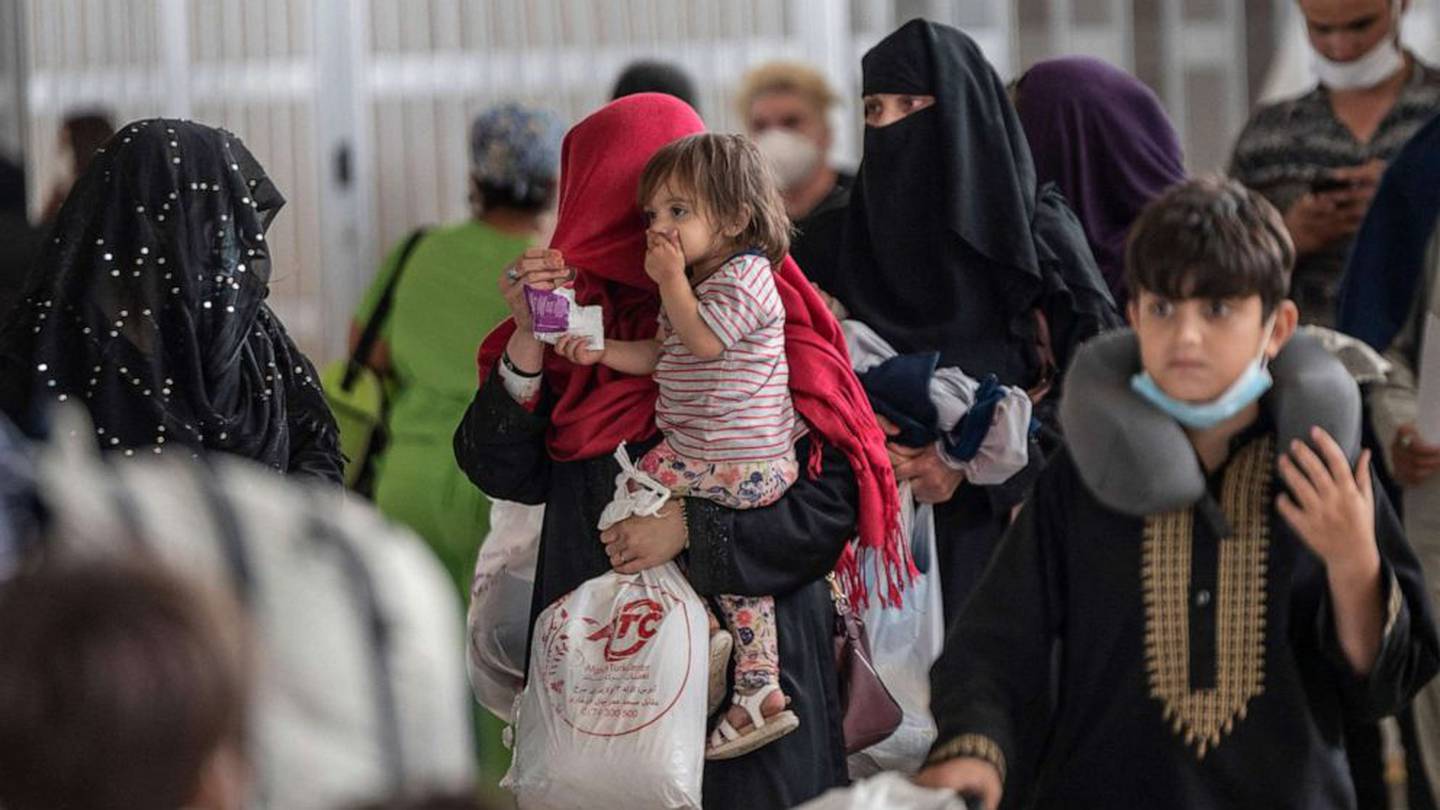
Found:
[655,253,797,464]
[1229,56,1440,328]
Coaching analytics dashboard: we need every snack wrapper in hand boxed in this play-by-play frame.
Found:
[525,285,605,351]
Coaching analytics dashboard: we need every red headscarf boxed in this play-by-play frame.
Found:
[477,94,907,606]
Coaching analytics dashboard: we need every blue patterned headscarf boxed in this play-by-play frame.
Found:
[469,102,564,205]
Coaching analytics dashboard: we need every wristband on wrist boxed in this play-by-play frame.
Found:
[501,351,542,378]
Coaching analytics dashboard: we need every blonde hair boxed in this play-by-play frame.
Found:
[735,61,839,121]
[638,133,792,265]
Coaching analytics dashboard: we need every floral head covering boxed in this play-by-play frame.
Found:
[468,102,564,205]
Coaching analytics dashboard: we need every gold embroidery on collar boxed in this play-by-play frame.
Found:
[1141,435,1272,759]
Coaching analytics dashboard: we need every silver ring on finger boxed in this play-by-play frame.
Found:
[505,267,520,283]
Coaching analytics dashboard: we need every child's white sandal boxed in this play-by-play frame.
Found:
[705,683,799,760]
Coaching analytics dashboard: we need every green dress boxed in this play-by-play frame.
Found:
[356,220,531,791]
[358,219,531,592]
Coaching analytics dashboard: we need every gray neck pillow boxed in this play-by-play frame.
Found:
[1059,330,1362,516]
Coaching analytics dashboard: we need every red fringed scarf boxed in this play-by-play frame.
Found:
[476,94,908,607]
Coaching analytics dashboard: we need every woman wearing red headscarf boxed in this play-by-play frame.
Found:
[455,94,901,807]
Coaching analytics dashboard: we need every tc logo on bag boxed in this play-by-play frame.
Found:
[537,575,695,736]
[585,597,665,661]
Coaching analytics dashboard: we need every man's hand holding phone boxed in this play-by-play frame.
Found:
[1285,160,1386,255]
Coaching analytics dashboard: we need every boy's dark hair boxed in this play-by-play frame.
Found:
[1125,176,1294,316]
[637,133,792,266]
[0,560,249,810]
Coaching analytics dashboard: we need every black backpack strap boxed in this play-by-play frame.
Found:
[189,465,269,804]
[343,228,429,391]
[192,464,255,609]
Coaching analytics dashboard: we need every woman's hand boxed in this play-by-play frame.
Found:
[877,415,965,504]
[1392,424,1440,487]
[600,502,688,574]
[876,415,920,468]
[499,247,571,333]
[811,282,848,320]
[500,248,572,373]
[897,447,966,504]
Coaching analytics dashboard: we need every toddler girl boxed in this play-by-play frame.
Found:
[554,133,801,760]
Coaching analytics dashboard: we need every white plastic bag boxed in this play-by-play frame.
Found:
[849,483,946,778]
[796,772,973,810]
[504,563,707,809]
[467,500,545,722]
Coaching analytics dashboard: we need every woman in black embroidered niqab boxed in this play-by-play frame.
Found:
[811,19,1121,625]
[0,119,342,482]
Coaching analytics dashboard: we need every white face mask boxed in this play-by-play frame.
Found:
[1310,8,1405,90]
[754,128,822,192]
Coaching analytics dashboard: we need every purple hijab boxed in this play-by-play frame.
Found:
[1016,57,1185,306]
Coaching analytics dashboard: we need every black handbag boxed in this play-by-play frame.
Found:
[320,228,428,496]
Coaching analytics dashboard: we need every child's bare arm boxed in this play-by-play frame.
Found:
[554,334,660,376]
[657,276,726,361]
[1277,427,1384,675]
[603,339,663,376]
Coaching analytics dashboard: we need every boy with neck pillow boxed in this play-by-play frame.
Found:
[916,177,1439,809]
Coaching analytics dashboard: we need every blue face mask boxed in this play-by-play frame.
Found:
[1130,322,1276,430]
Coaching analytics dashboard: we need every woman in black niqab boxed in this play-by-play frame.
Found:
[815,20,1120,625]
[819,18,1118,383]
[0,119,342,482]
